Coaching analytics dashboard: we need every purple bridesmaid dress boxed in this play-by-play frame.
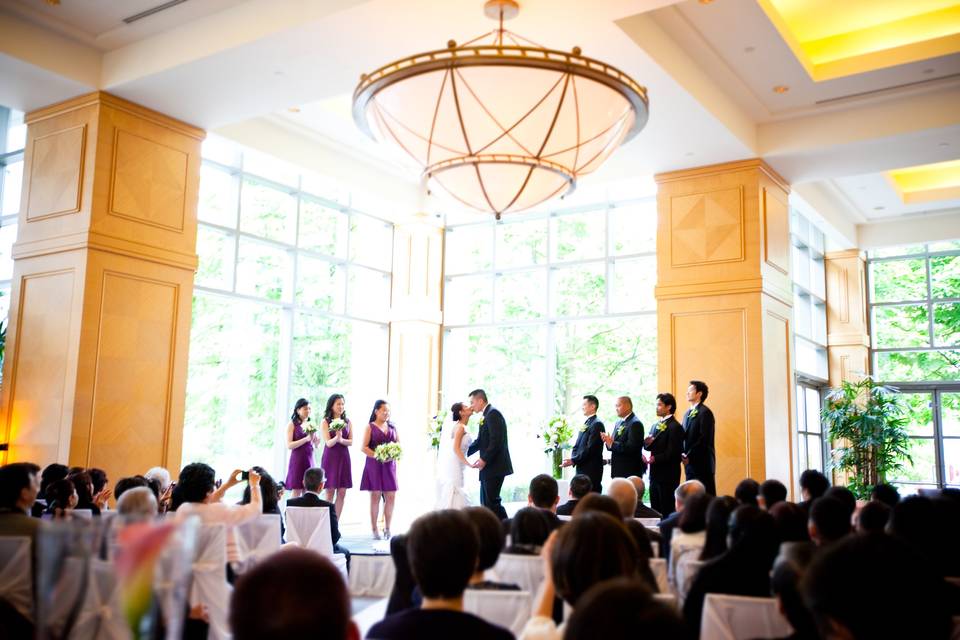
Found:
[321,419,354,489]
[285,421,314,490]
[360,422,398,492]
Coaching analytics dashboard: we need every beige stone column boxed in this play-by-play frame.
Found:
[0,92,203,485]
[655,159,796,495]
[824,250,871,385]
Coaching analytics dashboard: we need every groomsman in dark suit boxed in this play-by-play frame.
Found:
[681,380,716,495]
[467,388,513,520]
[643,392,685,516]
[600,396,646,479]
[562,395,605,492]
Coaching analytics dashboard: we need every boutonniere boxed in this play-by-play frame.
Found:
[689,408,699,418]
[615,424,624,437]
[478,416,485,427]
[656,422,667,433]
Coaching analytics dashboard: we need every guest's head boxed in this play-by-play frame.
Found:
[231,548,358,640]
[678,493,711,533]
[888,495,936,553]
[67,471,94,506]
[582,395,599,417]
[734,478,760,506]
[614,396,633,419]
[175,462,216,506]
[623,519,655,561]
[88,468,108,495]
[116,487,158,519]
[463,507,506,574]
[47,478,77,511]
[324,393,347,422]
[145,477,162,501]
[303,467,325,494]
[39,463,69,501]
[808,497,850,545]
[799,469,830,502]
[855,500,890,535]
[607,478,638,519]
[572,493,622,520]
[759,479,788,510]
[568,474,592,500]
[655,392,677,418]
[510,507,552,550]
[468,389,488,413]
[771,542,818,639]
[626,476,646,505]
[700,495,738,560]
[369,399,390,424]
[407,510,478,601]
[550,512,638,606]
[0,462,40,512]
[114,475,150,501]
[823,486,856,522]
[386,534,416,615]
[687,380,708,404]
[563,578,686,639]
[242,466,279,514]
[802,533,952,640]
[144,467,172,493]
[870,482,900,508]
[674,479,705,513]
[727,505,779,568]
[769,501,810,543]
[291,398,311,425]
[529,474,560,512]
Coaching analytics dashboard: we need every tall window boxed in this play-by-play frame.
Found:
[790,208,829,474]
[0,107,26,325]
[184,137,393,516]
[868,241,960,491]
[442,197,658,497]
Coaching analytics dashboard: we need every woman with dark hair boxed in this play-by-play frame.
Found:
[241,466,284,541]
[361,399,399,540]
[45,478,78,517]
[669,492,711,596]
[319,393,353,519]
[284,398,317,498]
[32,463,69,517]
[507,506,552,555]
[67,471,101,515]
[700,495,739,560]
[435,401,475,509]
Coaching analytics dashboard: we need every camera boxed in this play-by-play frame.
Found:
[241,470,249,481]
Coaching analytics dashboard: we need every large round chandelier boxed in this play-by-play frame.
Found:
[353,0,649,219]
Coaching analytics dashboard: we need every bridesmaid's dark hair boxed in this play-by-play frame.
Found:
[451,402,465,422]
[291,398,309,425]
[369,399,389,424]
[324,394,348,423]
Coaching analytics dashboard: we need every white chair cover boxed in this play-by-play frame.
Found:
[69,559,130,640]
[700,594,793,640]
[0,536,32,621]
[654,592,679,609]
[636,517,661,527]
[348,555,395,597]
[72,509,93,519]
[463,589,533,637]
[189,524,231,640]
[44,557,85,637]
[232,514,281,574]
[557,514,572,521]
[283,507,348,579]
[676,558,705,605]
[493,553,545,594]
[650,557,669,594]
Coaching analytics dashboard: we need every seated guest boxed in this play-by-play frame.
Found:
[116,486,158,520]
[45,478,78,516]
[463,507,519,590]
[284,467,349,562]
[0,462,43,548]
[32,463,68,517]
[669,493,711,591]
[797,469,829,513]
[230,548,359,640]
[758,479,787,510]
[241,465,285,540]
[623,519,660,592]
[682,505,779,634]
[626,476,661,518]
[870,482,900,508]
[823,486,856,523]
[88,467,110,509]
[803,533,953,639]
[114,475,150,502]
[67,470,101,515]
[521,512,639,639]
[769,542,818,640]
[507,506,552,555]
[556,474,591,516]
[529,473,562,529]
[369,510,513,640]
[571,493,622,520]
[734,478,760,507]
[658,480,705,560]
[699,495,738,561]
[606,477,639,520]
[144,466,172,494]
[855,500,890,535]
[563,578,685,639]
[808,497,850,546]
[385,534,419,616]
[770,501,810,543]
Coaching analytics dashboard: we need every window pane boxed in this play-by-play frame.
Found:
[793,245,810,290]
[201,136,241,168]
[609,201,656,256]
[870,245,924,259]
[445,225,493,274]
[196,226,235,290]
[796,339,824,379]
[873,304,929,348]
[943,439,960,486]
[496,270,547,321]
[4,110,25,152]
[796,384,806,428]
[198,164,238,227]
[347,266,390,321]
[870,259,927,302]
[810,257,826,299]
[349,214,393,271]
[929,240,960,252]
[444,275,493,325]
[299,198,347,258]
[933,302,960,346]
[805,387,821,434]
[0,284,9,321]
[806,434,823,472]
[875,350,960,382]
[1,160,23,216]
[550,211,605,263]
[889,438,937,484]
[296,255,345,313]
[930,255,960,299]
[611,256,656,313]
[242,148,299,187]
[290,313,351,403]
[550,263,605,317]
[240,179,296,243]
[495,219,547,268]
[301,171,347,205]
[794,292,812,340]
[236,238,292,301]
[942,392,960,437]
[900,392,934,437]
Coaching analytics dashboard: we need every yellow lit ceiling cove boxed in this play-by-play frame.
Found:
[757,0,960,81]
[886,159,960,204]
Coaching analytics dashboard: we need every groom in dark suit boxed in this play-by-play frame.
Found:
[600,396,647,479]
[561,395,605,492]
[682,380,717,495]
[467,389,513,519]
[643,392,684,516]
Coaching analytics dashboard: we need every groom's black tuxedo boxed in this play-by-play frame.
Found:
[644,416,684,515]
[682,403,716,495]
[570,415,605,492]
[468,404,513,519]
[608,412,646,479]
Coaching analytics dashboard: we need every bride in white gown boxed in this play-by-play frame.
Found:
[436,401,475,509]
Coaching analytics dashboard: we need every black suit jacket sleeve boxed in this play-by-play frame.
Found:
[571,420,603,464]
[328,505,341,545]
[481,409,507,463]
[611,418,643,456]
[467,437,480,457]
[687,407,715,460]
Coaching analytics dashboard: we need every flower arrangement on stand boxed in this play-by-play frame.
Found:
[539,415,574,479]
[374,442,403,463]
[427,414,445,453]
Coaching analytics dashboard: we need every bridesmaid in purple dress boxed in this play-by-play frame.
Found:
[320,393,353,519]
[284,398,316,498]
[361,399,399,540]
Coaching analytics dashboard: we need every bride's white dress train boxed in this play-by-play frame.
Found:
[435,422,473,510]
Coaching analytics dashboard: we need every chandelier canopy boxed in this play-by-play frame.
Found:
[352,0,649,218]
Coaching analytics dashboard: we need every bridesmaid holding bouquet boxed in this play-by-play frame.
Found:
[285,398,316,498]
[361,399,400,540]
[320,393,353,519]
